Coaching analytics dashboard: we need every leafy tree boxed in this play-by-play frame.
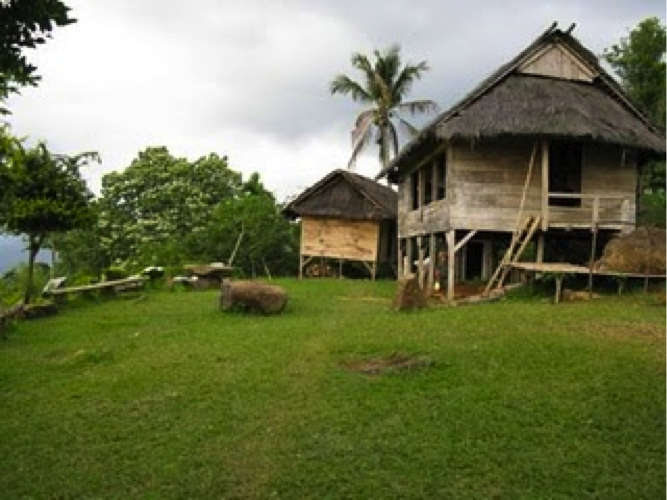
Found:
[0,129,97,303]
[49,205,109,280]
[98,147,242,267]
[330,45,437,172]
[603,17,666,127]
[0,0,75,113]
[191,178,299,277]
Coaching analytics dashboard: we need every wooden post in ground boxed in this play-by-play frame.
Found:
[427,234,436,292]
[588,224,598,298]
[536,234,545,263]
[417,236,425,289]
[446,230,456,301]
[554,274,564,304]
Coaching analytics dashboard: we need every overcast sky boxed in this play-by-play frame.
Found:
[1,0,664,272]
[3,0,666,205]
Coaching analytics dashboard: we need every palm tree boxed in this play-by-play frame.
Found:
[330,45,438,172]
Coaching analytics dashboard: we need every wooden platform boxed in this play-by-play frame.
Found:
[509,262,665,302]
[45,276,147,300]
[510,262,666,279]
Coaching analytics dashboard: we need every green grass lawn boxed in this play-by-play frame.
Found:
[0,280,664,499]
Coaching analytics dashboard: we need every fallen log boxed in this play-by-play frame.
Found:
[220,280,288,315]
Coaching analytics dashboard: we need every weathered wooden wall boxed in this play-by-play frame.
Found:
[448,139,541,232]
[398,138,637,236]
[301,216,380,262]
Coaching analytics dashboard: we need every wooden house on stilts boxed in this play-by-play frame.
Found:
[283,170,398,279]
[377,23,666,300]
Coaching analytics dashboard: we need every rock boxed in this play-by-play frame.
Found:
[392,274,427,311]
[220,280,288,314]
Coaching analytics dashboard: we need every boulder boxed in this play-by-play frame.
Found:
[220,280,288,314]
[598,227,666,274]
[392,274,427,311]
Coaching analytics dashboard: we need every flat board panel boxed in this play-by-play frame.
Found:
[518,44,594,82]
[301,217,379,261]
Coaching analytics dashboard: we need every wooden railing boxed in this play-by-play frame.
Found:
[543,193,633,229]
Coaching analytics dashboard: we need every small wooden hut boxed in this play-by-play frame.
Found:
[283,170,397,279]
[376,23,666,299]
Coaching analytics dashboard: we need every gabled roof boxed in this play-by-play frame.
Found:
[379,23,666,182]
[283,169,397,220]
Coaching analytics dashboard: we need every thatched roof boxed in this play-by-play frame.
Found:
[380,23,666,182]
[282,169,397,220]
[439,74,665,148]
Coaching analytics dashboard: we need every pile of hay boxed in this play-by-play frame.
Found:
[598,227,666,274]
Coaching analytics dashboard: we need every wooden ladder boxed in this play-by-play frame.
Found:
[484,215,541,294]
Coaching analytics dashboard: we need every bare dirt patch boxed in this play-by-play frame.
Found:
[341,352,433,376]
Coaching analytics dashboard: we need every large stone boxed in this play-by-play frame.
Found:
[220,280,288,314]
[392,274,427,311]
[598,227,666,274]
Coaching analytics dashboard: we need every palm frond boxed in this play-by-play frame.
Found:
[374,45,401,85]
[393,61,430,103]
[330,75,372,102]
[348,115,375,170]
[351,52,373,74]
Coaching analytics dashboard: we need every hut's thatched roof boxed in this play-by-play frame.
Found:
[283,169,397,220]
[379,23,666,182]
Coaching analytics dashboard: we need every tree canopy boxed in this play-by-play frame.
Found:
[94,147,298,277]
[0,128,97,302]
[603,17,666,127]
[98,147,242,266]
[330,45,437,172]
[0,0,75,113]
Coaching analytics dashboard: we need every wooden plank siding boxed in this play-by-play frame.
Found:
[398,138,637,235]
[518,43,595,82]
[301,216,380,262]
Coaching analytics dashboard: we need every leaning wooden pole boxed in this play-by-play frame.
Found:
[513,142,538,233]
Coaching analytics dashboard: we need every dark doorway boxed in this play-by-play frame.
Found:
[465,242,484,280]
[549,142,582,207]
